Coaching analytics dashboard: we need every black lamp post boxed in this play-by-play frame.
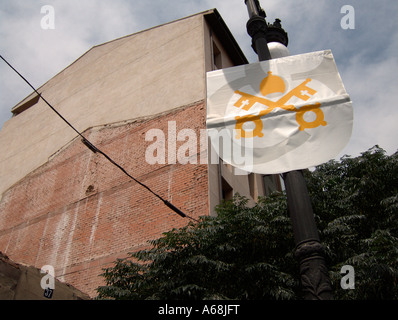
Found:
[244,0,333,300]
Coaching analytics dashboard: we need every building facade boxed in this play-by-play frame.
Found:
[0,9,281,297]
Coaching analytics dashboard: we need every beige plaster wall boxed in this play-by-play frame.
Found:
[0,13,207,197]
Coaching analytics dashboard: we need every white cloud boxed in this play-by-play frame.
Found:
[0,0,138,124]
[339,52,398,157]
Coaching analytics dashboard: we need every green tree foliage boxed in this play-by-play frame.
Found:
[305,146,398,299]
[97,146,398,300]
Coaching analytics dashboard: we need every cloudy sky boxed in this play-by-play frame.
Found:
[1,0,397,159]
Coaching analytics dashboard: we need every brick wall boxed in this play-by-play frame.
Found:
[0,101,209,297]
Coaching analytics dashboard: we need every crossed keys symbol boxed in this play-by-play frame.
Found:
[233,72,327,139]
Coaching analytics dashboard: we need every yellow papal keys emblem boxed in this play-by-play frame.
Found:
[234,71,327,139]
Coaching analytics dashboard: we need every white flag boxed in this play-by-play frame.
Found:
[206,50,353,174]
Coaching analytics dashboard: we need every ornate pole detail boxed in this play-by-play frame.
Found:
[244,0,271,60]
[283,170,333,300]
[295,241,333,299]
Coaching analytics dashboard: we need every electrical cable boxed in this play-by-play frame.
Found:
[0,54,198,223]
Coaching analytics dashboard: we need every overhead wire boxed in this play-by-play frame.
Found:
[0,54,198,223]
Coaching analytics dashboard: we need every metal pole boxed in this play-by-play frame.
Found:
[244,0,333,300]
[244,0,271,61]
[283,171,333,300]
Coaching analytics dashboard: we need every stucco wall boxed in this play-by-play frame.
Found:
[0,252,89,300]
[0,13,206,197]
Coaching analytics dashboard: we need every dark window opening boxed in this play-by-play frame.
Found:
[221,177,233,201]
[212,42,222,70]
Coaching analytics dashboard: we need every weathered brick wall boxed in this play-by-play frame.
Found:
[0,101,208,297]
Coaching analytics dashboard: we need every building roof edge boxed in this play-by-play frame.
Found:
[204,9,249,66]
[10,9,247,114]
